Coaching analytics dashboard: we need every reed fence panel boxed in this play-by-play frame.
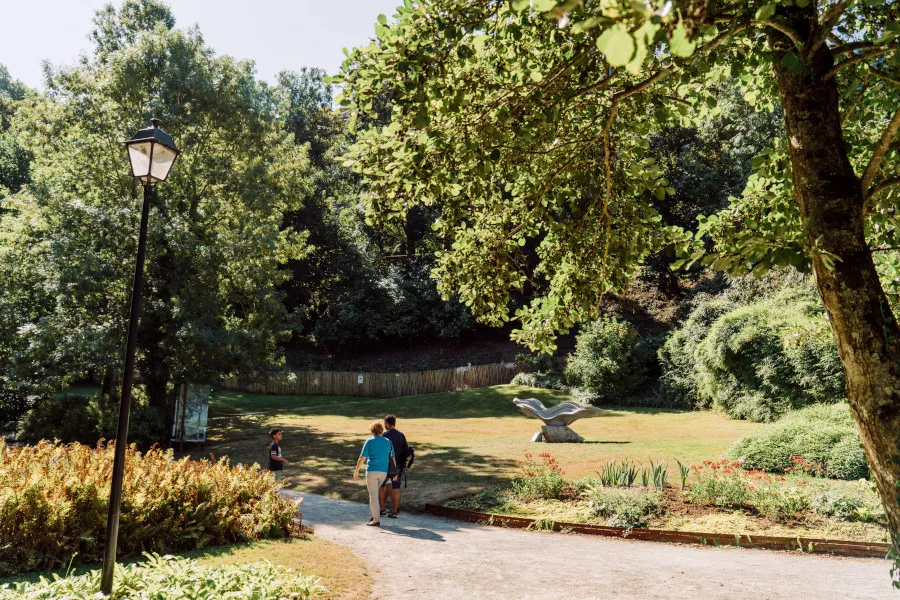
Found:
[220,363,522,398]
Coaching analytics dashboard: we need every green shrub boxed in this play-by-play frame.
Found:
[813,490,886,523]
[727,403,869,480]
[586,486,666,528]
[659,284,845,421]
[597,460,638,487]
[0,552,325,600]
[511,452,565,501]
[752,485,809,521]
[17,389,162,448]
[0,441,297,576]
[684,463,751,509]
[658,298,736,409]
[514,353,557,373]
[565,316,653,398]
[510,371,568,392]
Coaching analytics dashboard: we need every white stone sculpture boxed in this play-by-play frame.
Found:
[513,397,607,442]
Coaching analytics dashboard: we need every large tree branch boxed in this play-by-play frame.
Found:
[808,0,853,55]
[753,20,804,50]
[826,42,900,80]
[861,108,900,201]
[867,176,900,200]
[869,66,900,86]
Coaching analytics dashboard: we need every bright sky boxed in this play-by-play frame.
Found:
[1,0,402,90]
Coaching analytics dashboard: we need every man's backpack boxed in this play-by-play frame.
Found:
[403,445,415,469]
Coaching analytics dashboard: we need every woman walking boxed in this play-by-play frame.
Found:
[353,421,395,526]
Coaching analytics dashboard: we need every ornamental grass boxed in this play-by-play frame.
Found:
[0,440,296,576]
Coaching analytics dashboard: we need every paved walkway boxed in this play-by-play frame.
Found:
[285,491,895,600]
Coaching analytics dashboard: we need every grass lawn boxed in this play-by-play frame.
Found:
[0,537,371,600]
[195,384,762,507]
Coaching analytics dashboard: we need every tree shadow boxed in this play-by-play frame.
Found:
[191,423,520,508]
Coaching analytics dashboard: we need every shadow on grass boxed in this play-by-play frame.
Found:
[192,420,520,508]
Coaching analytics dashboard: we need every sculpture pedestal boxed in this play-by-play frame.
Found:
[540,425,584,443]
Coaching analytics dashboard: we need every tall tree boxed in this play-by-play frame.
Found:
[335,0,900,578]
[0,0,310,436]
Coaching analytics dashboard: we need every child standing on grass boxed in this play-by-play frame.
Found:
[269,428,289,479]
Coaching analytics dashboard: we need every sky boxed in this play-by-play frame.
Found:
[0,0,403,90]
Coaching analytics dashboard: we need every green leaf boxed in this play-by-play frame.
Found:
[781,52,805,74]
[755,4,777,20]
[530,70,544,83]
[669,22,696,57]
[596,25,636,67]
[377,14,387,25]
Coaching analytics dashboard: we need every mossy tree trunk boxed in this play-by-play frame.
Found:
[770,10,900,550]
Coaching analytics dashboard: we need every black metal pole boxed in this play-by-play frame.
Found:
[100,182,152,595]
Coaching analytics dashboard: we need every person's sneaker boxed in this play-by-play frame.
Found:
[366,520,380,526]
[388,512,398,518]
[380,509,387,516]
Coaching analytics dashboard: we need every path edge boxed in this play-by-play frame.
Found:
[425,504,891,558]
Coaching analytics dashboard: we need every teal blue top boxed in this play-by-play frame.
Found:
[360,436,394,473]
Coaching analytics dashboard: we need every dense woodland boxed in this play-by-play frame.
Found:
[1,0,899,576]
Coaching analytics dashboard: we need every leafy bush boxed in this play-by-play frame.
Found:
[0,387,31,432]
[0,441,297,576]
[658,298,736,409]
[597,460,638,487]
[565,316,653,398]
[0,553,325,600]
[727,403,869,479]
[510,371,568,392]
[511,452,565,501]
[586,486,666,529]
[813,489,886,523]
[514,352,557,373]
[659,285,845,421]
[17,389,163,448]
[751,485,809,521]
[684,462,752,509]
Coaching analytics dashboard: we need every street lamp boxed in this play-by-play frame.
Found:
[100,118,178,595]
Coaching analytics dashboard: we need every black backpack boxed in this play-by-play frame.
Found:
[403,445,415,469]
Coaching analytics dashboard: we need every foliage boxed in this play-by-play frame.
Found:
[727,404,869,480]
[511,452,566,501]
[586,486,666,529]
[0,1,311,433]
[15,389,164,448]
[674,459,690,490]
[647,459,669,491]
[813,488,886,524]
[510,371,568,392]
[0,552,325,600]
[751,485,809,521]
[684,461,753,509]
[514,352,557,373]
[597,459,638,488]
[660,284,845,421]
[0,440,297,576]
[564,316,653,398]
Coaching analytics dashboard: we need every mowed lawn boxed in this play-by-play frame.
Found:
[195,385,761,507]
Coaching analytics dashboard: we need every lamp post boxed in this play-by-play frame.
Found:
[100,118,178,595]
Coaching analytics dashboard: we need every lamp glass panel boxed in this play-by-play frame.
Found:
[127,142,153,179]
[149,143,177,182]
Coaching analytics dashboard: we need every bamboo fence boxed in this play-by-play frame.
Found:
[220,363,522,398]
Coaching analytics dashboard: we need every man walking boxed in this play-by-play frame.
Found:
[269,428,289,479]
[379,414,409,518]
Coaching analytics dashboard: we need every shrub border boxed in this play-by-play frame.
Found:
[424,504,891,558]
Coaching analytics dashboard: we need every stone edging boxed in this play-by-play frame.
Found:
[424,504,891,558]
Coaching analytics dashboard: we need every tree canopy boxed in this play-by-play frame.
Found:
[0,0,311,428]
[335,0,900,580]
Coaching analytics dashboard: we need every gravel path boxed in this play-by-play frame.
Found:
[284,491,895,600]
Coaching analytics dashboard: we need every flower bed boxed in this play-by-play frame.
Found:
[443,454,889,544]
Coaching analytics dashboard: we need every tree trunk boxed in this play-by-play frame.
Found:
[770,13,900,552]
